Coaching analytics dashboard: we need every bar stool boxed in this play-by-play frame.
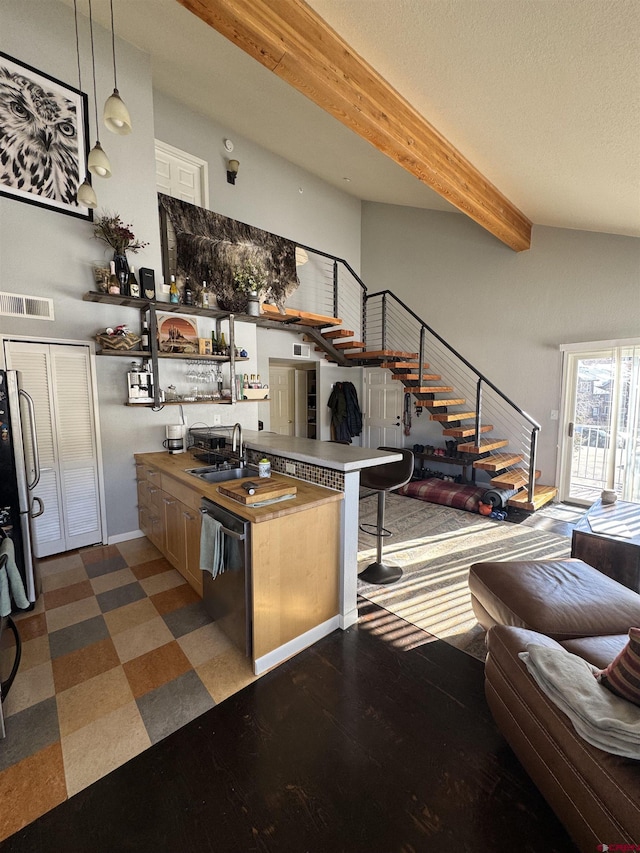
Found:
[359,447,414,584]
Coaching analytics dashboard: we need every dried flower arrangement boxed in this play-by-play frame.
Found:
[232,261,268,294]
[93,212,149,256]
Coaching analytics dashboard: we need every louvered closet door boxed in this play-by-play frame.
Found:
[7,341,103,556]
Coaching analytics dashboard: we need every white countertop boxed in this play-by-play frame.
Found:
[241,431,402,472]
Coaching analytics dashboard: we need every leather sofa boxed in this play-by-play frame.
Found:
[469,558,640,852]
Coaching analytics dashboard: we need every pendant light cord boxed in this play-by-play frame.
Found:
[73,0,82,91]
[109,0,118,90]
[88,0,100,143]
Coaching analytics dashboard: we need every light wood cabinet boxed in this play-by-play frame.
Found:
[136,462,203,596]
[251,499,340,659]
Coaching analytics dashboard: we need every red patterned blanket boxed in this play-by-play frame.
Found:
[397,478,485,513]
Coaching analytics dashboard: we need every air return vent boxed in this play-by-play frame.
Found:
[292,343,311,358]
[0,291,54,321]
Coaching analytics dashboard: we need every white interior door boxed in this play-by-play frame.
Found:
[559,343,640,505]
[363,368,403,448]
[155,140,208,206]
[269,366,295,435]
[5,341,105,556]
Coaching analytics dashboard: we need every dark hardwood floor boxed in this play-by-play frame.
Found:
[4,600,577,853]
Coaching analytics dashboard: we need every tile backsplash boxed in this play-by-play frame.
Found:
[245,449,344,491]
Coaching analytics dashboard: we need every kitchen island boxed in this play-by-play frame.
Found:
[136,436,401,671]
[135,450,343,675]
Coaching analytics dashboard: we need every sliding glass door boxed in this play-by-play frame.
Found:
[559,342,640,505]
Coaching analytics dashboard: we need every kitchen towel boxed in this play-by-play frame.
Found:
[199,514,225,578]
[0,537,30,617]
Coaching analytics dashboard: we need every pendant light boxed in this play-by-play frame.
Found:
[87,0,112,178]
[103,0,132,134]
[73,0,97,208]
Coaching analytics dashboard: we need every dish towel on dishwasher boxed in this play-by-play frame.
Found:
[0,537,30,617]
[200,514,226,578]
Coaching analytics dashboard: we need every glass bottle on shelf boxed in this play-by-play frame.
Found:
[211,331,218,354]
[219,332,227,356]
[183,277,194,306]
[169,275,179,304]
[128,267,140,299]
[200,281,209,309]
[108,261,120,295]
[141,319,150,351]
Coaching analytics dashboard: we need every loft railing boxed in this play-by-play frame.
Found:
[288,244,540,503]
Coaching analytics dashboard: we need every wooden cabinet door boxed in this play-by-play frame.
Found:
[182,506,203,596]
[163,494,184,570]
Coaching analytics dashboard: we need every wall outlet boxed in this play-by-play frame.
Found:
[213,414,221,425]
[285,461,296,475]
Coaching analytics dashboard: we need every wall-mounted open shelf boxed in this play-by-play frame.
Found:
[85,291,258,407]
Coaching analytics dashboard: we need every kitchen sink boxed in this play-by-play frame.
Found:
[185,466,254,483]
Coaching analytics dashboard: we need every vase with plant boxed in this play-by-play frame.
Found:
[93,212,148,288]
[224,261,268,314]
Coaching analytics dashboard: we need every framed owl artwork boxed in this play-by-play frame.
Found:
[0,52,92,220]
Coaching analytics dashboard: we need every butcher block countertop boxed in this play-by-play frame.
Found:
[134,451,343,523]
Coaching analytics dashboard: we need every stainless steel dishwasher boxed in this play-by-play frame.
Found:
[200,497,252,657]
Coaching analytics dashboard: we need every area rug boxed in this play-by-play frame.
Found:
[357,493,572,661]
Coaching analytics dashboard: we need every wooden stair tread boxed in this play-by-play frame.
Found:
[458,438,508,453]
[430,412,477,422]
[490,469,541,489]
[473,452,524,471]
[322,329,354,339]
[442,424,493,438]
[260,304,342,327]
[344,350,418,360]
[507,485,558,511]
[391,373,441,381]
[380,362,430,369]
[416,398,466,407]
[333,340,366,349]
[404,385,454,394]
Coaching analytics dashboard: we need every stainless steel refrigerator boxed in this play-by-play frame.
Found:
[0,369,44,606]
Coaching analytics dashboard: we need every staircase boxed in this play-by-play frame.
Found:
[263,251,558,512]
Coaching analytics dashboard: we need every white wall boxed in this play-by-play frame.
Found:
[361,203,640,481]
[0,0,362,539]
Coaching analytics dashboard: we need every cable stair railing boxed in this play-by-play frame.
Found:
[283,242,553,510]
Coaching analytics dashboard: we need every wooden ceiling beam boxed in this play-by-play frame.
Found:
[177,0,532,251]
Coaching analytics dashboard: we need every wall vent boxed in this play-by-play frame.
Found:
[0,291,54,321]
[292,343,311,358]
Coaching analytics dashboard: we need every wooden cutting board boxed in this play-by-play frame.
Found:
[218,476,297,505]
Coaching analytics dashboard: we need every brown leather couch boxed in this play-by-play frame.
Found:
[469,558,640,852]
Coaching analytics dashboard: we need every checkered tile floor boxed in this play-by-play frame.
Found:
[0,538,258,842]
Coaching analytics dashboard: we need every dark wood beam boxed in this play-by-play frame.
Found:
[177,0,532,251]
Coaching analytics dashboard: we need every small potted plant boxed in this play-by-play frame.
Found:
[216,261,268,313]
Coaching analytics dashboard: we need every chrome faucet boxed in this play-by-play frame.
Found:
[231,423,245,466]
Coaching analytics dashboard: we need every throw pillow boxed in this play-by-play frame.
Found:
[597,627,640,706]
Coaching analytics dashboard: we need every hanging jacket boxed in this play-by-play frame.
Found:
[328,382,362,442]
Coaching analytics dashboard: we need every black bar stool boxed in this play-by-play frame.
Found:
[359,447,414,584]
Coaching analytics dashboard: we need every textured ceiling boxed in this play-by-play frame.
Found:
[84,0,640,238]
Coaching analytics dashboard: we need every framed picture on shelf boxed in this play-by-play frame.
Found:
[157,314,199,354]
[0,51,92,220]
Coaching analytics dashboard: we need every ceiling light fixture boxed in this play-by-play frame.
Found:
[227,159,239,185]
[103,0,131,134]
[87,0,112,178]
[73,0,97,208]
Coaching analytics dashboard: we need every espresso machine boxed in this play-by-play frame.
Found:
[127,361,154,404]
